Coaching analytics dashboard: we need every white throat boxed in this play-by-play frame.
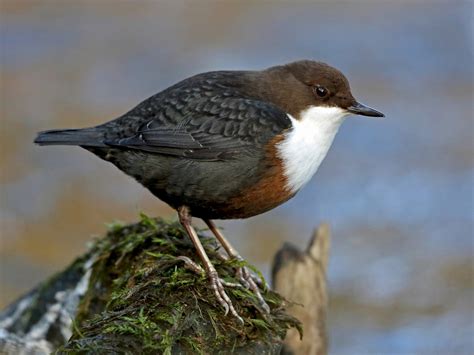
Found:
[277,106,348,193]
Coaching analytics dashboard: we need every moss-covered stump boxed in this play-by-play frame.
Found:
[1,214,300,354]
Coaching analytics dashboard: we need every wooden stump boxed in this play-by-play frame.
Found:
[272,224,330,355]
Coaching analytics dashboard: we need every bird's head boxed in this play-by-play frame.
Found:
[270,60,384,119]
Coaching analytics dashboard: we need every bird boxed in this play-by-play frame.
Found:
[34,60,384,322]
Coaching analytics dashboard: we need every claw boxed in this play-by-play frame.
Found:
[203,219,270,314]
[237,265,271,313]
[177,255,269,316]
[236,267,250,289]
[175,254,245,323]
[208,270,244,323]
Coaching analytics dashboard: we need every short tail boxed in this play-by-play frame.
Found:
[34,128,107,147]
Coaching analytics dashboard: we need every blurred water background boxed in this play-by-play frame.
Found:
[1,1,473,354]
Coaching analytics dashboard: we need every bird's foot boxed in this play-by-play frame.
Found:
[208,270,244,324]
[203,220,270,314]
[216,254,264,287]
[235,264,264,288]
[176,256,244,323]
[235,263,270,314]
[216,254,270,314]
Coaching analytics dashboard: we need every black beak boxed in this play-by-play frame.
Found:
[347,102,385,118]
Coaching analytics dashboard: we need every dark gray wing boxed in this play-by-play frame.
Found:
[104,96,292,161]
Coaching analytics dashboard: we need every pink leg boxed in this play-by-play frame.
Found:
[177,206,243,323]
[204,219,270,313]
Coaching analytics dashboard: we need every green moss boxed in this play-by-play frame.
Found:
[58,214,301,354]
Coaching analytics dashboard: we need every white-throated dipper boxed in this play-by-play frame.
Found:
[35,60,384,322]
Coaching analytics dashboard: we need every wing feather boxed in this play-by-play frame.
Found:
[104,95,291,161]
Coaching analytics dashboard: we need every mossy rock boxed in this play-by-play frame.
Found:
[57,214,301,354]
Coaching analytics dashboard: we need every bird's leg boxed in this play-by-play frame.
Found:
[175,256,244,289]
[204,219,263,286]
[177,206,243,323]
[204,219,270,314]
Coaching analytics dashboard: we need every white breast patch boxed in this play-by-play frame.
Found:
[277,106,348,193]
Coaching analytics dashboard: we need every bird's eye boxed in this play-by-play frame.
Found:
[314,85,328,98]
